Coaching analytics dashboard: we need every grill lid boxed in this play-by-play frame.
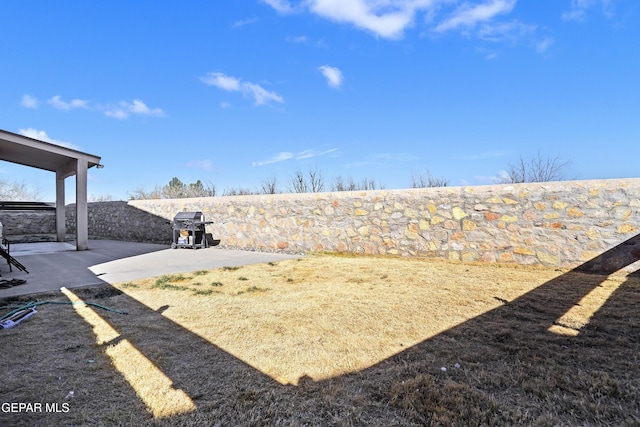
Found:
[173,211,204,222]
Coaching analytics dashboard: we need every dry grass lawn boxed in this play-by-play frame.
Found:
[1,253,638,426]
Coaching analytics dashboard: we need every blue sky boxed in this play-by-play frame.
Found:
[1,0,638,201]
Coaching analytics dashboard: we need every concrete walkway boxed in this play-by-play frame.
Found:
[0,240,301,298]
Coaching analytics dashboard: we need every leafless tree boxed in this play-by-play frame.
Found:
[0,179,41,201]
[89,193,114,202]
[308,167,324,192]
[290,167,325,193]
[332,175,382,191]
[498,152,571,183]
[128,185,163,200]
[222,187,257,196]
[332,175,355,192]
[260,175,279,194]
[290,170,307,193]
[411,170,450,188]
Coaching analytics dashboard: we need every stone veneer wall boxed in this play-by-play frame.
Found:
[66,201,171,244]
[0,202,170,243]
[0,211,56,236]
[2,179,639,271]
[128,178,640,271]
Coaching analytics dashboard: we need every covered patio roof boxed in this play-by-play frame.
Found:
[0,129,102,250]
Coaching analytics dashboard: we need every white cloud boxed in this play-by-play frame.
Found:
[535,36,554,53]
[262,0,439,38]
[104,108,128,120]
[562,0,594,21]
[130,99,163,115]
[201,72,284,106]
[22,94,164,119]
[319,65,344,89]
[252,148,339,166]
[201,72,242,91]
[477,20,536,43]
[261,0,297,14]
[21,94,39,109]
[434,0,517,33]
[252,152,294,166]
[18,128,80,150]
[263,0,533,46]
[263,0,542,52]
[296,148,340,159]
[48,95,89,110]
[104,99,165,120]
[232,17,259,28]
[245,82,284,105]
[562,0,617,21]
[307,0,433,39]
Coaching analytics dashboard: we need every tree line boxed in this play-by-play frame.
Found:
[0,152,571,201]
[128,152,571,200]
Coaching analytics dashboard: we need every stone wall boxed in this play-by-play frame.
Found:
[2,178,639,272]
[0,211,56,236]
[129,178,640,272]
[67,201,171,244]
[0,202,170,244]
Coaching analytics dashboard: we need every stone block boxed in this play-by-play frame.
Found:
[452,206,468,220]
[484,211,499,221]
[617,223,638,234]
[536,251,559,266]
[500,215,518,223]
[462,220,477,231]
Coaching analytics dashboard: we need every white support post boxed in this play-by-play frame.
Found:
[56,170,66,242]
[75,158,89,251]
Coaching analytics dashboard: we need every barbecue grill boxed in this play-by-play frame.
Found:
[170,211,213,249]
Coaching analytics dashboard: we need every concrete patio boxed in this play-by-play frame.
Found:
[0,240,301,298]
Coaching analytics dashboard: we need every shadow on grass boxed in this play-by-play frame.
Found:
[1,235,638,426]
[373,234,640,425]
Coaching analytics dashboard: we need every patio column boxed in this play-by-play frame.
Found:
[55,170,66,243]
[76,158,89,251]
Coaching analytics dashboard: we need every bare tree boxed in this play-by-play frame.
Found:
[290,167,325,193]
[128,185,163,200]
[411,170,450,188]
[0,179,41,201]
[222,187,257,196]
[308,167,324,193]
[332,175,382,191]
[290,170,308,193]
[332,175,355,192]
[89,193,114,202]
[499,152,571,183]
[260,175,279,194]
